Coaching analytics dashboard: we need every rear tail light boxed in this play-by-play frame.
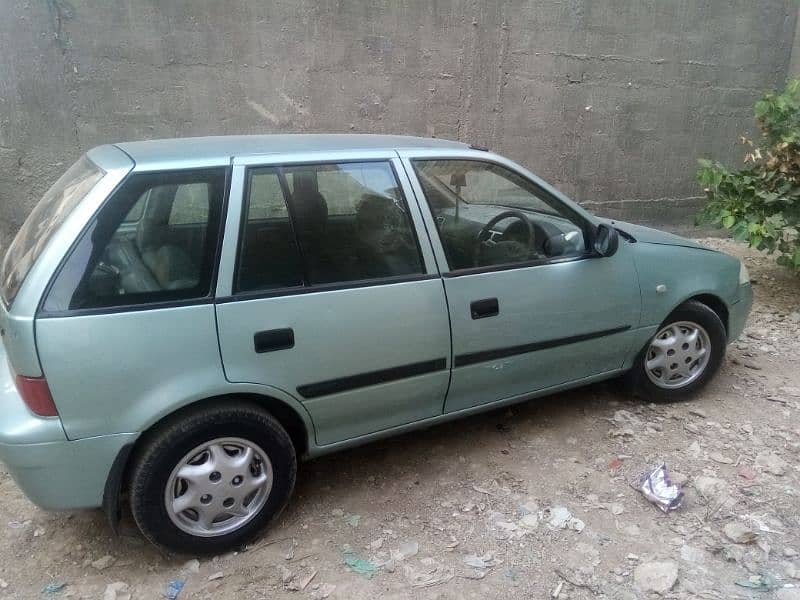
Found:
[14,374,59,417]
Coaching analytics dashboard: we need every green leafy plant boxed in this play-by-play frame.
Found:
[697,79,800,270]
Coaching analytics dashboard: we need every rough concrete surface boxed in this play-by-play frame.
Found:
[0,238,798,598]
[1,1,797,248]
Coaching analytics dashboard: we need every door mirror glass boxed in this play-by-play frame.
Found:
[593,224,619,257]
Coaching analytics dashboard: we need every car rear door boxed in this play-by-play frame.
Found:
[401,149,642,413]
[215,151,451,446]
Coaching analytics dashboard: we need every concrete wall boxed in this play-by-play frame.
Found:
[1,1,797,248]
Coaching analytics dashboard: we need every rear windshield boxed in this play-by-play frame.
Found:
[1,156,104,307]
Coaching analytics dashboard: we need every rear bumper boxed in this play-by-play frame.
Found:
[0,342,137,510]
[728,283,753,342]
[0,433,137,510]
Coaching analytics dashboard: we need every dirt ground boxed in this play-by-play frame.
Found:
[1,238,799,600]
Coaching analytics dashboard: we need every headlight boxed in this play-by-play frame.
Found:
[739,262,750,285]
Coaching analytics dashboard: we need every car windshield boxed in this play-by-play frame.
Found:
[1,156,104,307]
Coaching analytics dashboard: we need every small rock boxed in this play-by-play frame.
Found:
[689,408,707,418]
[345,514,361,527]
[738,465,758,480]
[724,522,758,544]
[92,555,116,571]
[0,579,7,589]
[208,571,224,581]
[710,452,734,464]
[784,561,799,579]
[182,559,200,573]
[623,524,641,536]
[394,541,419,561]
[279,566,294,583]
[331,508,344,517]
[755,451,789,476]
[694,476,728,502]
[543,506,584,532]
[519,514,539,530]
[312,583,336,600]
[680,545,709,564]
[670,471,689,486]
[684,422,701,434]
[688,440,703,457]
[634,560,678,594]
[785,548,799,558]
[33,527,45,537]
[103,582,130,600]
[721,545,745,563]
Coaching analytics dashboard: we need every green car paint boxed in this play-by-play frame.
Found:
[0,135,752,514]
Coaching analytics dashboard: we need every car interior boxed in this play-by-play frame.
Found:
[414,162,587,271]
[236,165,423,292]
[75,160,586,307]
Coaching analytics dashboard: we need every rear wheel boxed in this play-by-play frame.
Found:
[625,300,726,403]
[129,402,296,554]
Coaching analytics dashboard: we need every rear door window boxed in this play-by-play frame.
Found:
[42,169,226,313]
[1,156,104,306]
[236,161,424,292]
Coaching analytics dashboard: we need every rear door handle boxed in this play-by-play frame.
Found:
[254,328,295,353]
[470,298,499,319]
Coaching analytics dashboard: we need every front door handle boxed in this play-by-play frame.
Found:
[470,298,499,319]
[254,328,295,353]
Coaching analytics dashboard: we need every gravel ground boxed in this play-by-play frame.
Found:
[1,238,798,600]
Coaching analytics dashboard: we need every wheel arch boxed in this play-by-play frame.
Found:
[103,391,313,533]
[687,293,729,335]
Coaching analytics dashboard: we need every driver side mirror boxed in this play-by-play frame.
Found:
[593,223,619,257]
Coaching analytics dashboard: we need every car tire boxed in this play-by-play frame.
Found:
[624,300,727,403]
[128,401,296,554]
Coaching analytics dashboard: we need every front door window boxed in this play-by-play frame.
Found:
[413,160,587,271]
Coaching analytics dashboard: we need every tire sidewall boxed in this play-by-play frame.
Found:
[631,301,727,402]
[131,408,296,554]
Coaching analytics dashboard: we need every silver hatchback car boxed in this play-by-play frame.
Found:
[0,135,751,553]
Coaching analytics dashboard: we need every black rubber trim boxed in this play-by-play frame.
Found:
[102,442,134,535]
[297,357,447,399]
[454,325,631,368]
[216,274,439,304]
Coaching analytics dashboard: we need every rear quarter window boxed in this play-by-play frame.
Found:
[1,156,104,307]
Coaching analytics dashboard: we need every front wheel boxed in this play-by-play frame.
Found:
[624,300,727,403]
[128,402,296,554]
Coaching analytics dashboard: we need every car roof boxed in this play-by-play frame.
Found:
[112,134,469,166]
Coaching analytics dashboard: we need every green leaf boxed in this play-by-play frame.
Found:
[722,215,736,228]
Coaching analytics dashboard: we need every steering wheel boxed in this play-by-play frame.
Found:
[473,210,535,267]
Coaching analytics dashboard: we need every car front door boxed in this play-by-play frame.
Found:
[401,150,641,413]
[215,152,451,446]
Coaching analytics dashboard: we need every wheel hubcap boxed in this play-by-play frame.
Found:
[165,437,273,537]
[645,321,711,389]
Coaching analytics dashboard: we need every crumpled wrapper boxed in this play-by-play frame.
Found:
[637,464,683,512]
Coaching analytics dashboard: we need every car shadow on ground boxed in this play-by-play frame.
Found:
[77,379,626,560]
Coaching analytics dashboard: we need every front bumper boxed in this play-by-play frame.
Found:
[728,283,753,342]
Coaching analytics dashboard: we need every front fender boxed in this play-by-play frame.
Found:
[633,244,739,328]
